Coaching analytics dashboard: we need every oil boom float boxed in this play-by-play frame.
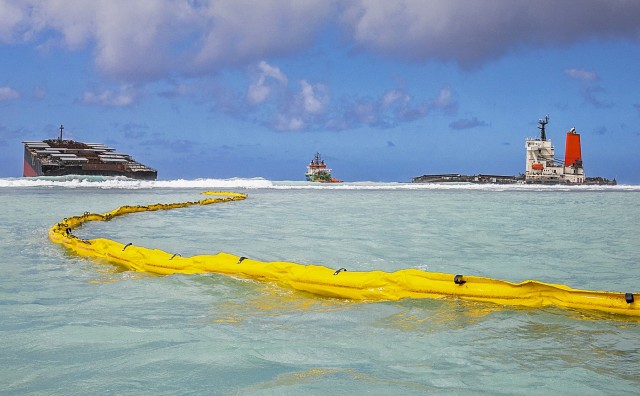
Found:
[23,124,157,180]
[49,191,638,318]
[413,116,616,185]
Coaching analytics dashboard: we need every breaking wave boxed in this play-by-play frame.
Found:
[0,176,273,189]
[0,175,638,191]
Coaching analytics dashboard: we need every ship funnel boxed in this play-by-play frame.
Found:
[564,128,582,167]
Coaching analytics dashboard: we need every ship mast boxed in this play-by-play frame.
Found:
[537,115,549,141]
[58,124,64,142]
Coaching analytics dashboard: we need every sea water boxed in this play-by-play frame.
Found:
[0,177,639,395]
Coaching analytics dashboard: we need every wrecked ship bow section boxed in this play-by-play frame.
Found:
[23,124,157,180]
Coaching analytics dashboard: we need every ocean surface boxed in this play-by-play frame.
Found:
[1,177,639,395]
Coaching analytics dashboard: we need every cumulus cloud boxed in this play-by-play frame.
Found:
[430,87,458,114]
[269,80,329,131]
[382,89,430,122]
[0,0,26,42]
[0,86,20,100]
[262,81,454,131]
[382,90,410,109]
[343,0,640,67]
[20,0,196,81]
[247,61,288,105]
[82,86,139,107]
[273,114,305,131]
[0,1,332,80]
[298,80,328,115]
[192,1,333,72]
[306,86,448,131]
[3,1,639,81]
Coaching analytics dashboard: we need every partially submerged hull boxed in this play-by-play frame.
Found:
[23,139,157,180]
[412,173,616,185]
[412,116,616,185]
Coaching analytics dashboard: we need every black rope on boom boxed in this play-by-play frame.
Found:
[333,268,347,276]
[122,243,132,251]
[170,253,180,260]
[237,256,247,264]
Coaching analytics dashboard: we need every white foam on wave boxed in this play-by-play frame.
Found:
[270,181,640,192]
[0,176,274,189]
[0,176,638,191]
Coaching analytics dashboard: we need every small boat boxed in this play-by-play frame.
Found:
[305,152,342,183]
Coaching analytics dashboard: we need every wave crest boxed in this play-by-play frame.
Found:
[0,176,637,191]
[0,176,273,189]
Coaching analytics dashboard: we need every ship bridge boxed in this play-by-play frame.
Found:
[524,116,584,184]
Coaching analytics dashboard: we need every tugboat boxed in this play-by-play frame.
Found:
[305,152,342,183]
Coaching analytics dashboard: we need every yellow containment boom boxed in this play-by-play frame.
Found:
[49,191,639,317]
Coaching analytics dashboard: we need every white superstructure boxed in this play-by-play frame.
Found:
[524,116,584,184]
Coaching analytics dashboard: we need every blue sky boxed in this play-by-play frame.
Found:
[1,0,639,182]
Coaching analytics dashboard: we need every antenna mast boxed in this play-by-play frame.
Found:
[58,124,64,142]
[537,115,549,141]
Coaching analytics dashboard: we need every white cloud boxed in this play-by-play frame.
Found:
[2,1,640,81]
[565,68,599,81]
[192,1,333,72]
[299,80,327,115]
[82,86,138,107]
[0,0,27,42]
[247,61,288,104]
[382,89,410,108]
[431,86,457,113]
[8,0,197,80]
[0,86,20,100]
[246,84,270,105]
[258,61,288,84]
[273,114,305,131]
[343,0,640,66]
[351,101,377,125]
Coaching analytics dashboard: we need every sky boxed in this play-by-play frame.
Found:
[1,0,640,183]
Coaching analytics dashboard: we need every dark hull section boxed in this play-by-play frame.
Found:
[412,174,523,184]
[412,173,617,185]
[36,167,158,180]
[23,139,157,180]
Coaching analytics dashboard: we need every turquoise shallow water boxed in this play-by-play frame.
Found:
[1,178,639,395]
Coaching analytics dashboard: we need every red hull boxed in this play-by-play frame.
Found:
[23,159,39,177]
